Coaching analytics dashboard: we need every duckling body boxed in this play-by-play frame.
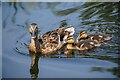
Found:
[88,34,112,43]
[75,40,97,51]
[77,30,112,44]
[66,38,97,51]
[64,32,97,52]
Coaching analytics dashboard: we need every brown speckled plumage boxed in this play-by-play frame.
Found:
[77,30,112,44]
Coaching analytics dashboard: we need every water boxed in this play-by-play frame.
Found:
[2,2,120,78]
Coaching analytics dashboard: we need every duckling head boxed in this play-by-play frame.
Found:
[65,26,75,36]
[29,23,39,39]
[64,35,75,50]
[79,30,88,39]
[66,35,75,44]
[63,33,75,44]
[62,27,74,43]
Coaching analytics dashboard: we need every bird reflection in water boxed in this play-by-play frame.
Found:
[29,52,40,79]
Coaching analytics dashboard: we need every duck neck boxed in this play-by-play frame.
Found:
[30,37,40,53]
[31,37,38,42]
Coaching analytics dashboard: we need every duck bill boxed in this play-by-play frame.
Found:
[31,32,36,39]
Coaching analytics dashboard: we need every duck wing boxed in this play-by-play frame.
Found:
[76,40,96,51]
[88,34,112,43]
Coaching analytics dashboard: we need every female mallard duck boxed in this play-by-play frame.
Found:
[76,30,112,44]
[29,23,75,54]
[29,23,62,54]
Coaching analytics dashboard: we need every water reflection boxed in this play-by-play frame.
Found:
[54,2,118,26]
[91,67,120,77]
[29,52,40,79]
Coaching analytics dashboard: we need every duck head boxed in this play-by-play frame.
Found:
[79,30,88,39]
[29,23,39,39]
[65,26,75,36]
[63,27,75,44]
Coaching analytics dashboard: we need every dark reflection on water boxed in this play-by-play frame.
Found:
[29,52,40,79]
[2,2,119,78]
[91,67,120,77]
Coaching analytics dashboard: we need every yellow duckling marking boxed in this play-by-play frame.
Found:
[80,30,88,39]
[66,44,73,50]
[98,35,103,38]
[80,43,84,48]
[90,36,94,40]
[85,47,88,49]
[65,35,75,43]
[80,33,88,39]
[89,42,94,45]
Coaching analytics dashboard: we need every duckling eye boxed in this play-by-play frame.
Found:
[65,31,68,33]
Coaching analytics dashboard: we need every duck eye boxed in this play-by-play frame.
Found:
[35,31,38,34]
[36,27,38,30]
[30,32,32,34]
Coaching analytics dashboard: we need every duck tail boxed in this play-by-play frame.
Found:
[104,36,112,41]
[94,43,101,47]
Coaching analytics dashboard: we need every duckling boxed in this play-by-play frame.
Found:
[65,36,97,51]
[63,31,98,52]
[29,23,64,54]
[76,30,112,44]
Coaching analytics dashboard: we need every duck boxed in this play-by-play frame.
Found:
[76,30,112,44]
[29,23,75,54]
[29,23,61,54]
